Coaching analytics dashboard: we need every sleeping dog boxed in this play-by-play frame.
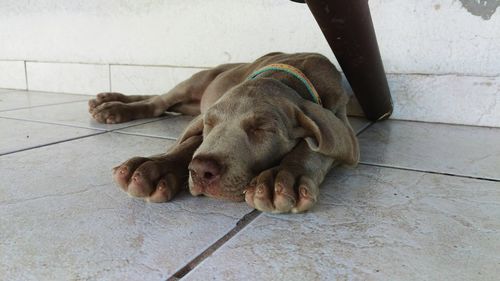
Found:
[89,52,359,213]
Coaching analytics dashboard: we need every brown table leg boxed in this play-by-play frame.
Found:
[304,0,393,120]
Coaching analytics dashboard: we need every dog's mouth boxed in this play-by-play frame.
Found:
[189,183,246,202]
[188,171,247,202]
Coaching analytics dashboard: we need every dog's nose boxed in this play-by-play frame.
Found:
[189,156,223,185]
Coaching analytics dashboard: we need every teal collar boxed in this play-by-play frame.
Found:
[247,63,322,106]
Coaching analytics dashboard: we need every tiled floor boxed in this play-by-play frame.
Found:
[0,90,88,111]
[1,89,499,281]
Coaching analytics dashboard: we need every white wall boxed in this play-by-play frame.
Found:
[0,0,499,126]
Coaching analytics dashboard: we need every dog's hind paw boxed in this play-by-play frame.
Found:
[89,92,137,124]
[90,101,134,124]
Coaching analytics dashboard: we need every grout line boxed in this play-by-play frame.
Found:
[24,61,29,90]
[108,64,112,92]
[384,71,500,78]
[354,121,374,136]
[0,88,93,97]
[0,113,168,133]
[0,87,26,92]
[0,99,89,113]
[162,117,494,281]
[168,209,261,281]
[2,59,498,77]
[2,59,212,69]
[359,162,500,183]
[384,118,500,130]
[165,118,373,280]
[0,116,107,131]
[113,130,178,141]
[1,88,497,130]
[109,63,210,69]
[0,131,107,157]
[107,117,170,132]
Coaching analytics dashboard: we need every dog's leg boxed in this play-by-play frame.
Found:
[89,67,226,124]
[88,92,157,110]
[244,141,335,213]
[113,134,202,202]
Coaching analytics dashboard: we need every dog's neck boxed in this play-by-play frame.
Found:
[246,63,322,106]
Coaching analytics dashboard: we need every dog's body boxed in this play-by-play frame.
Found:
[89,52,359,213]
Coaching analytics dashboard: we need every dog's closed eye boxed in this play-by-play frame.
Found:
[241,117,276,142]
[203,114,219,134]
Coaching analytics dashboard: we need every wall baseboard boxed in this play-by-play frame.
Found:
[346,73,500,127]
[1,61,499,127]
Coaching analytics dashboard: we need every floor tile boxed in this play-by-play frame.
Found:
[117,115,370,140]
[0,90,87,111]
[183,165,500,281]
[0,133,252,280]
[348,116,371,134]
[0,118,100,155]
[358,120,500,180]
[0,101,164,131]
[117,114,194,139]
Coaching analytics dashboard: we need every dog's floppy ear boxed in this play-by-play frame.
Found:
[166,115,203,155]
[293,102,359,166]
[178,115,204,143]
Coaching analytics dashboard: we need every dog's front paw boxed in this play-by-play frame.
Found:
[113,156,184,203]
[244,167,319,213]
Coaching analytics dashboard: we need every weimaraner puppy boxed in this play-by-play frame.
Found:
[89,52,359,213]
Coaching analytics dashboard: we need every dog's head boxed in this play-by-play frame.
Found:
[179,78,358,201]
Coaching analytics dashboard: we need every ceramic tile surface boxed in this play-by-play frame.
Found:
[0,118,100,155]
[359,120,500,180]
[117,114,194,139]
[0,101,164,131]
[348,116,371,134]
[184,165,500,281]
[0,133,252,280]
[2,90,498,281]
[0,90,87,111]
